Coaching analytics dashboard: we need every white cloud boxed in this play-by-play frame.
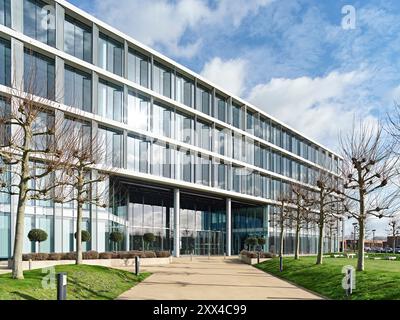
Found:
[201,57,248,97]
[247,70,376,150]
[90,0,273,58]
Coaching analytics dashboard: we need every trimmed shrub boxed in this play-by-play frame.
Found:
[99,252,113,259]
[257,237,266,246]
[83,250,99,260]
[48,253,63,261]
[62,252,77,260]
[143,251,157,258]
[109,231,124,243]
[22,254,35,261]
[240,250,275,259]
[155,251,171,258]
[33,253,49,261]
[28,229,48,243]
[74,230,91,242]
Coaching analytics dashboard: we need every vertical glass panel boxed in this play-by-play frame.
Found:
[232,103,242,129]
[197,120,211,151]
[24,49,55,99]
[215,95,227,122]
[176,74,194,108]
[98,34,123,76]
[177,148,192,183]
[127,135,149,174]
[64,65,92,112]
[176,111,193,144]
[195,154,210,186]
[128,49,149,88]
[215,127,228,156]
[153,62,172,98]
[196,85,211,116]
[152,102,173,139]
[151,141,172,178]
[37,215,54,253]
[98,127,122,168]
[127,91,150,130]
[0,213,10,258]
[64,15,92,63]
[0,0,11,27]
[23,0,55,47]
[0,38,10,86]
[247,110,255,135]
[97,80,123,122]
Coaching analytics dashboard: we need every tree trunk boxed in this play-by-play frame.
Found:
[294,226,300,260]
[12,151,30,280]
[393,237,396,255]
[279,219,284,257]
[75,174,84,265]
[357,218,365,271]
[317,204,325,264]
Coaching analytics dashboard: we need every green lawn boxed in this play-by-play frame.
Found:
[0,264,150,300]
[256,256,400,300]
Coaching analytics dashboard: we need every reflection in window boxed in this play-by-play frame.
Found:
[0,213,10,258]
[176,111,193,144]
[215,95,227,122]
[0,38,10,87]
[128,49,149,87]
[127,135,149,174]
[152,102,173,138]
[0,0,10,27]
[196,85,211,115]
[152,141,173,179]
[24,49,55,99]
[247,110,256,135]
[215,160,227,190]
[98,80,123,122]
[196,120,211,151]
[98,34,123,76]
[64,66,91,112]
[98,127,122,168]
[153,62,172,98]
[215,127,229,156]
[195,154,210,186]
[232,103,242,129]
[23,0,55,47]
[64,15,92,63]
[177,148,192,183]
[127,91,150,131]
[176,74,194,108]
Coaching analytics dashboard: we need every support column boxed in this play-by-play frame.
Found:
[226,198,232,256]
[173,188,180,258]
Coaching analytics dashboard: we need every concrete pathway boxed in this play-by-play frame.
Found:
[117,257,322,300]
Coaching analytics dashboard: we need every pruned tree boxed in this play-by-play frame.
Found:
[313,169,344,264]
[290,183,314,260]
[54,117,109,265]
[387,218,400,254]
[0,58,65,279]
[275,191,294,258]
[340,120,399,271]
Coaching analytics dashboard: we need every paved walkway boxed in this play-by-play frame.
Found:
[117,257,322,300]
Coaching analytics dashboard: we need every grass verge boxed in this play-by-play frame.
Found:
[256,256,400,300]
[0,264,150,300]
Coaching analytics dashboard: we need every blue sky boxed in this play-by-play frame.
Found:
[66,0,400,236]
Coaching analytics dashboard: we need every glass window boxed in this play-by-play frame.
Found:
[152,141,173,178]
[23,0,55,47]
[128,49,149,87]
[24,49,55,99]
[215,127,229,156]
[153,62,172,98]
[177,147,192,183]
[176,111,193,144]
[127,91,150,131]
[195,154,210,186]
[36,215,54,252]
[176,74,194,108]
[232,103,242,129]
[196,85,211,116]
[215,95,227,122]
[98,34,123,76]
[64,15,92,63]
[127,135,149,174]
[0,0,10,27]
[232,132,242,161]
[0,38,10,86]
[98,127,123,168]
[233,166,242,193]
[98,80,123,122]
[0,213,10,259]
[196,120,211,151]
[215,160,227,190]
[152,102,174,139]
[247,110,255,135]
[64,65,91,112]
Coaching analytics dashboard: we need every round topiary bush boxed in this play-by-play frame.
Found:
[28,229,48,252]
[257,237,266,246]
[143,233,155,249]
[74,230,91,242]
[109,231,124,243]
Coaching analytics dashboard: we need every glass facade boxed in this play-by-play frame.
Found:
[127,49,149,88]
[24,49,55,99]
[153,62,172,98]
[127,91,150,130]
[24,0,55,47]
[0,0,10,27]
[98,79,123,122]
[98,34,123,77]
[0,37,10,87]
[64,65,92,112]
[64,15,92,63]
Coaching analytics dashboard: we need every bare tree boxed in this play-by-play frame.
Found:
[290,183,314,260]
[340,120,399,271]
[314,169,343,264]
[0,56,65,279]
[275,191,293,258]
[53,117,109,265]
[387,218,400,254]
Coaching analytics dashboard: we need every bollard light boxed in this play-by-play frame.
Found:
[57,273,67,300]
[135,256,140,276]
[279,256,283,272]
[257,252,260,264]
[347,268,353,296]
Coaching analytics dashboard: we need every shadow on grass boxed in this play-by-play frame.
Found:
[10,292,38,300]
